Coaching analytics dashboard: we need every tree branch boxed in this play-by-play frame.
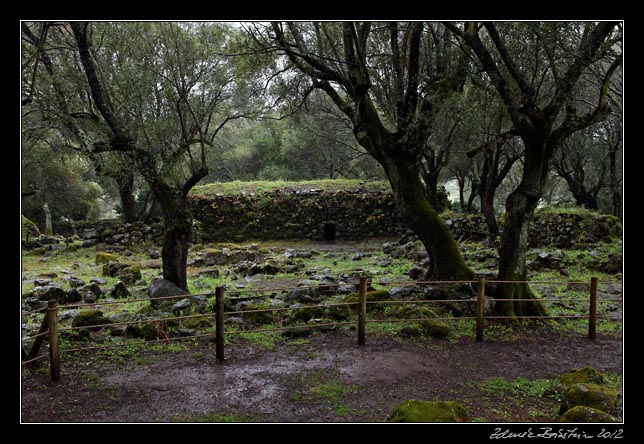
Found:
[483,22,535,98]
[70,21,131,148]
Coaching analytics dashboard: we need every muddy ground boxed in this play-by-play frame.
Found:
[20,329,622,424]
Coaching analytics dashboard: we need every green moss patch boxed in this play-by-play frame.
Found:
[387,399,470,423]
[560,405,619,423]
[560,367,605,387]
[72,310,111,329]
[559,383,618,415]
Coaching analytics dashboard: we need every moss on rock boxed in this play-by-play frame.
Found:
[560,406,619,423]
[289,305,325,323]
[96,252,119,265]
[22,215,41,240]
[344,290,391,312]
[72,310,111,329]
[559,383,618,415]
[387,399,470,423]
[560,367,605,387]
[240,304,274,325]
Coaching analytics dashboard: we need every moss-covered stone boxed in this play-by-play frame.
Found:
[387,399,470,423]
[28,247,47,256]
[560,406,619,423]
[398,320,450,339]
[560,367,605,387]
[22,215,41,240]
[324,303,352,321]
[72,310,111,329]
[345,290,391,312]
[125,323,160,340]
[240,304,274,325]
[422,319,450,338]
[559,383,618,415]
[289,305,325,323]
[102,261,141,285]
[96,252,119,265]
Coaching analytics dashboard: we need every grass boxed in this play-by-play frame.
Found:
[191,179,390,197]
[473,377,557,399]
[289,369,357,417]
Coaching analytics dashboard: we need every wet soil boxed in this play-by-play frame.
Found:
[20,330,622,424]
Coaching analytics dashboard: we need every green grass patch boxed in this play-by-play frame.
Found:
[473,377,557,399]
[191,179,390,197]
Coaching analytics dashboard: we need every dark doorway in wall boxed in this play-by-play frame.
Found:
[324,222,336,241]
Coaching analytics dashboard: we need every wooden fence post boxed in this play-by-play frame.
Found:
[358,276,367,346]
[216,287,225,362]
[26,308,49,360]
[47,300,60,382]
[476,275,486,342]
[589,277,598,340]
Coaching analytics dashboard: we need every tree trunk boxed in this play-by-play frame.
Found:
[154,183,192,291]
[480,187,500,242]
[497,168,548,318]
[383,155,475,281]
[117,171,137,223]
[43,203,53,236]
[566,181,599,210]
[609,143,621,218]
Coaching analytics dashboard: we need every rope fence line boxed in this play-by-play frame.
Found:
[22,275,622,382]
[228,321,357,335]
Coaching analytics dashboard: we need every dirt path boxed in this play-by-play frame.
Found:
[21,330,622,423]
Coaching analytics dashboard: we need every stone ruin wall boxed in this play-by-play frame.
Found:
[62,189,621,248]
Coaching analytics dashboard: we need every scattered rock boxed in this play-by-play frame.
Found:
[96,252,119,265]
[408,266,425,280]
[68,277,86,288]
[33,278,52,287]
[110,281,130,299]
[389,286,416,299]
[288,305,325,323]
[387,400,470,423]
[72,310,111,330]
[148,278,189,309]
[318,276,339,295]
[90,277,107,285]
[31,285,67,304]
[239,304,274,325]
[65,288,83,303]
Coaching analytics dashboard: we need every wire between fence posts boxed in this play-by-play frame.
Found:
[47,300,60,382]
[358,276,367,346]
[589,276,598,340]
[215,286,225,362]
[476,274,486,342]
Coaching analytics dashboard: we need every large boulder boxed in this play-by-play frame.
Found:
[387,400,470,423]
[148,278,189,309]
[560,406,619,423]
[559,383,618,415]
[560,367,605,387]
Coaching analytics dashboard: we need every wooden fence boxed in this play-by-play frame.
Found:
[21,276,622,382]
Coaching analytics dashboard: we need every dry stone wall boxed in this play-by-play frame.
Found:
[65,190,621,247]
